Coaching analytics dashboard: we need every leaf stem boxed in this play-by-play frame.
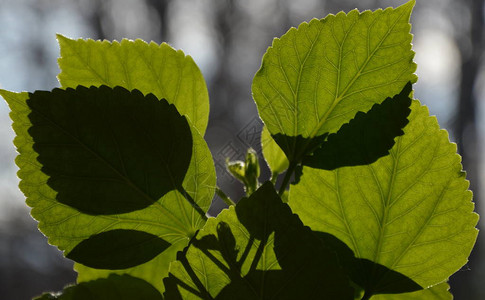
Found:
[216,187,236,206]
[177,186,208,221]
[278,162,297,197]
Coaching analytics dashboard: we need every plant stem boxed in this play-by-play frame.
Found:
[361,291,372,300]
[278,162,296,197]
[270,171,279,185]
[216,187,236,206]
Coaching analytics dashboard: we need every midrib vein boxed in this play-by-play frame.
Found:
[336,169,361,258]
[293,26,323,136]
[309,11,406,138]
[64,40,110,86]
[373,137,401,264]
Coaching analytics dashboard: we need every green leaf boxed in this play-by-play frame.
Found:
[66,229,171,270]
[313,231,421,295]
[266,81,412,195]
[271,132,327,165]
[289,100,478,296]
[261,125,289,175]
[74,240,186,294]
[303,82,412,170]
[165,182,354,299]
[372,282,452,300]
[252,0,416,154]
[34,274,163,300]
[27,85,192,216]
[57,35,209,134]
[1,87,215,293]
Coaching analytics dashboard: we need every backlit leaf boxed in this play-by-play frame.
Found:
[57,35,209,134]
[303,82,412,170]
[66,229,171,270]
[261,125,289,175]
[1,87,215,293]
[252,0,416,159]
[289,100,478,297]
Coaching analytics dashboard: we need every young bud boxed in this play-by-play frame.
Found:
[226,159,247,184]
[244,148,260,195]
[225,148,261,196]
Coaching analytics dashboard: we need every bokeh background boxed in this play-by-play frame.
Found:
[0,0,483,299]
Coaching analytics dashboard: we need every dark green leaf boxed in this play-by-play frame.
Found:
[66,229,171,270]
[27,85,192,215]
[165,182,354,299]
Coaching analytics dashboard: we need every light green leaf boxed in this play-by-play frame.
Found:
[372,282,452,300]
[302,82,412,170]
[252,0,416,141]
[164,182,354,299]
[1,88,215,294]
[261,125,289,175]
[34,274,163,300]
[57,35,209,134]
[289,100,478,296]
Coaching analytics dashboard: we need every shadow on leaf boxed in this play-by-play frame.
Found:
[66,229,171,270]
[165,182,422,299]
[303,82,412,170]
[27,85,193,215]
[313,231,422,297]
[271,82,412,172]
[164,182,354,299]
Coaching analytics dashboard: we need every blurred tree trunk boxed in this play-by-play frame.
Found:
[145,0,171,41]
[453,0,484,298]
[457,0,483,188]
[79,0,108,40]
[210,0,238,122]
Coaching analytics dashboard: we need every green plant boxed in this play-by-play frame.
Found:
[1,0,478,299]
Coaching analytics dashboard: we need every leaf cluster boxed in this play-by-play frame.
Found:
[0,1,478,299]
